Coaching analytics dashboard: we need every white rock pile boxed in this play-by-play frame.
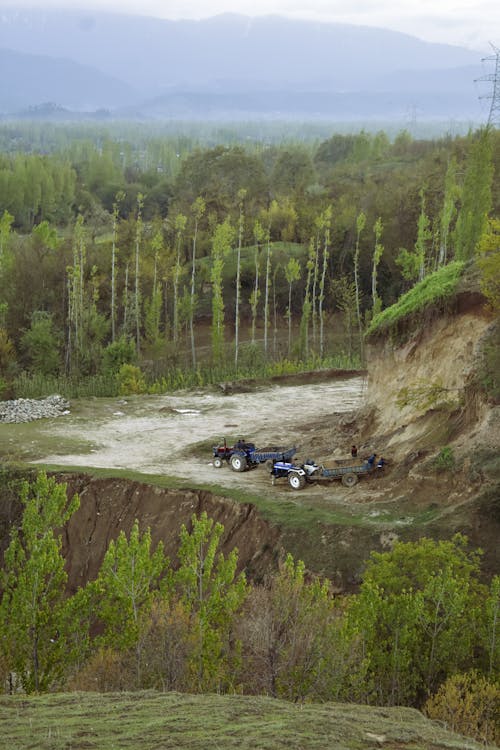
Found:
[0,394,70,423]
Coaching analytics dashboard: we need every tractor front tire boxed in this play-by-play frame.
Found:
[230,454,247,472]
[213,456,223,469]
[342,472,358,487]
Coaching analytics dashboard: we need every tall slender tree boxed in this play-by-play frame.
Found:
[210,218,234,363]
[353,210,366,360]
[234,189,246,369]
[110,191,125,343]
[284,257,301,357]
[250,220,265,345]
[134,193,144,354]
[371,217,384,318]
[0,472,80,693]
[318,206,332,359]
[454,127,494,261]
[172,213,187,345]
[190,197,205,369]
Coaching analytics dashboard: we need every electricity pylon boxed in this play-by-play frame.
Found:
[476,43,500,127]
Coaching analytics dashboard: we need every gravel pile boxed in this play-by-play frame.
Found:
[0,394,70,423]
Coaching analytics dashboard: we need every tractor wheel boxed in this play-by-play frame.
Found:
[230,454,247,472]
[342,472,358,487]
[213,456,223,469]
[288,472,306,490]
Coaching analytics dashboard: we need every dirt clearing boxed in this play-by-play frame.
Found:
[26,375,366,490]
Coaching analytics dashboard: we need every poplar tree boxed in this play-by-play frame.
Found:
[234,189,246,369]
[0,472,80,693]
[172,212,187,345]
[66,214,86,374]
[110,191,125,343]
[318,206,332,359]
[438,158,459,266]
[175,512,247,692]
[133,193,144,353]
[210,218,234,363]
[0,210,14,261]
[190,197,205,368]
[371,217,384,317]
[263,228,272,357]
[300,237,316,360]
[144,231,163,352]
[353,210,366,359]
[92,519,169,685]
[250,220,265,345]
[284,257,301,357]
[454,127,493,261]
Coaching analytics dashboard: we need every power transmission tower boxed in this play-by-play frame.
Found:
[476,43,500,127]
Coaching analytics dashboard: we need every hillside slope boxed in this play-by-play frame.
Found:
[0,690,490,750]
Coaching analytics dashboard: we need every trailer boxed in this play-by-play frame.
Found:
[212,439,297,472]
[270,458,375,489]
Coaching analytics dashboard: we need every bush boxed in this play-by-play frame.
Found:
[102,336,137,376]
[116,364,147,395]
[433,446,455,471]
[424,671,500,746]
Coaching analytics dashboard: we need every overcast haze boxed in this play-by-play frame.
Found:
[0,0,496,52]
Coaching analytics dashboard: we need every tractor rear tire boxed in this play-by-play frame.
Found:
[288,472,306,490]
[213,456,223,469]
[230,454,247,472]
[342,472,358,487]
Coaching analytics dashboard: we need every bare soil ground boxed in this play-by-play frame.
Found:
[28,374,367,493]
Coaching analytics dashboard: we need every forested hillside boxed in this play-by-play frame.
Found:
[0,122,497,399]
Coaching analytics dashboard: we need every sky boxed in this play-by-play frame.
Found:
[0,0,497,53]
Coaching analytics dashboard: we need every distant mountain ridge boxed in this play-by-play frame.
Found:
[0,9,487,120]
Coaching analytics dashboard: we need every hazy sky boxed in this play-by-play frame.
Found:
[1,0,496,52]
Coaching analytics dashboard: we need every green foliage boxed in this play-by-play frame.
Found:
[0,472,80,692]
[92,519,169,654]
[210,219,235,363]
[454,128,494,261]
[102,335,137,376]
[396,379,460,412]
[239,554,343,702]
[433,446,456,471]
[175,512,247,692]
[116,363,147,395]
[20,311,61,376]
[424,671,500,746]
[345,535,486,706]
[477,218,500,314]
[366,261,466,339]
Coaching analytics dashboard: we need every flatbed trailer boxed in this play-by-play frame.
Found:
[271,459,374,489]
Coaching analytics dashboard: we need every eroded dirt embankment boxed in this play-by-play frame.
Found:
[59,474,283,592]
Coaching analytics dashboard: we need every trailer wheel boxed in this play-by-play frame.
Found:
[230,454,247,472]
[342,472,358,487]
[213,456,223,469]
[288,472,306,490]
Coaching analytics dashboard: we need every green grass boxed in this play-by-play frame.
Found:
[366,261,466,340]
[0,690,485,750]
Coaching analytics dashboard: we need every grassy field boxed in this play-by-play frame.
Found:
[0,690,488,750]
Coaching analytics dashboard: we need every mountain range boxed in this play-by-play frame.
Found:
[0,8,489,121]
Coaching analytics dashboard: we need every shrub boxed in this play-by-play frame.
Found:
[116,364,147,395]
[424,671,500,746]
[433,446,455,471]
[102,336,137,376]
